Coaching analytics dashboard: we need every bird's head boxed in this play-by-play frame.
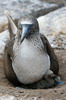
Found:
[17,15,39,43]
[4,11,39,43]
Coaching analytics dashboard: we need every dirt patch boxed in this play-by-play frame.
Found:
[0,49,66,99]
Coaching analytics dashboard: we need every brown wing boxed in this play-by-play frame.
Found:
[40,34,59,75]
[4,18,22,86]
[4,42,22,86]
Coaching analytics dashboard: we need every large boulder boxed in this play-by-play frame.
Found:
[0,0,63,32]
[0,30,10,59]
[0,0,63,18]
[37,7,66,49]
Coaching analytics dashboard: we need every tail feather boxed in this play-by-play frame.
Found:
[4,10,17,35]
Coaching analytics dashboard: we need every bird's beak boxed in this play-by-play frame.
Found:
[20,24,33,43]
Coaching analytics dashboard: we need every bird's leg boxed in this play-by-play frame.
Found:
[45,70,60,82]
[27,70,57,89]
[45,70,65,85]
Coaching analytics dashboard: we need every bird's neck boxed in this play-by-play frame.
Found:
[14,32,41,48]
[26,32,40,40]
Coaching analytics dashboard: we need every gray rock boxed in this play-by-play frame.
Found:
[0,0,63,32]
[0,30,10,59]
[0,0,63,18]
[37,7,66,49]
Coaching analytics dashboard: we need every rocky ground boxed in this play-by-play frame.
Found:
[0,0,66,100]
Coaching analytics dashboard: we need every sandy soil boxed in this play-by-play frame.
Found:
[0,49,66,100]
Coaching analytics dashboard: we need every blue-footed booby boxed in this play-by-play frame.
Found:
[4,11,59,89]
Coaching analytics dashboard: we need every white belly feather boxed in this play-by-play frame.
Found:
[12,39,50,84]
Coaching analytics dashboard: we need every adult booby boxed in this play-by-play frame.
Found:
[4,11,59,89]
